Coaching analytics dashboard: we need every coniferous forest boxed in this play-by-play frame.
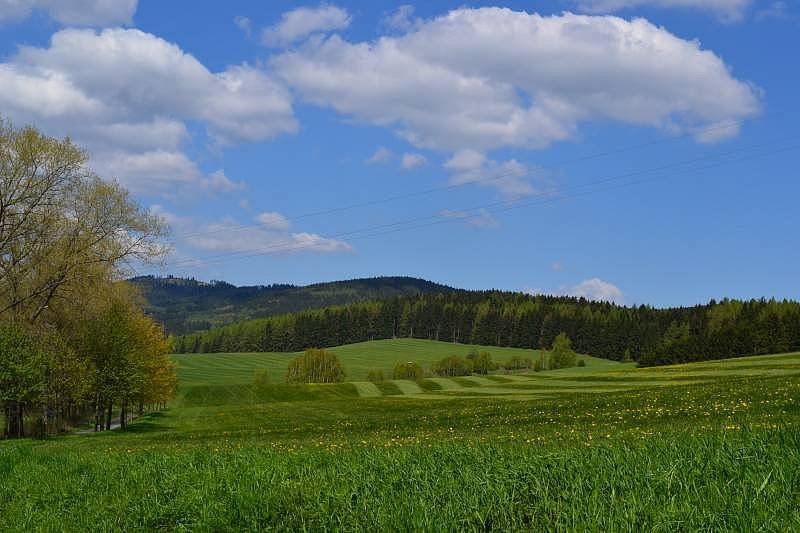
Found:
[173,291,800,366]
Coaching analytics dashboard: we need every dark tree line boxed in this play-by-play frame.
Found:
[173,292,800,366]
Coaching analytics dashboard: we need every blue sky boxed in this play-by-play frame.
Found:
[0,0,797,306]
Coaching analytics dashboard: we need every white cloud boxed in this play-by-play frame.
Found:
[525,277,624,303]
[563,278,624,303]
[382,5,417,31]
[401,152,427,170]
[262,4,351,47]
[187,221,351,255]
[444,150,535,198]
[154,208,352,257]
[234,15,252,38]
[0,0,138,26]
[573,0,752,21]
[256,211,291,230]
[93,152,244,197]
[93,150,203,196]
[439,208,499,228]
[206,170,246,193]
[273,8,759,157]
[0,28,297,195]
[366,146,392,164]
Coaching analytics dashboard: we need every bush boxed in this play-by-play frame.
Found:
[254,369,272,389]
[533,358,543,372]
[433,355,471,377]
[392,362,424,380]
[286,349,345,384]
[577,359,586,367]
[367,369,385,382]
[472,351,495,375]
[550,333,577,369]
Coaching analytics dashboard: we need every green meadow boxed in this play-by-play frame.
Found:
[1,340,799,531]
[173,338,569,384]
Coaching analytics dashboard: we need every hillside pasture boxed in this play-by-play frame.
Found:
[173,338,563,384]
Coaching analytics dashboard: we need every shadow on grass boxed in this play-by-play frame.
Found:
[123,412,172,434]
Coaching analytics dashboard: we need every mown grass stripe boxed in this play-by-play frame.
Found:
[353,382,382,398]
[427,378,463,390]
[392,380,424,395]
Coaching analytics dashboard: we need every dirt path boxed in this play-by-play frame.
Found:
[76,414,137,435]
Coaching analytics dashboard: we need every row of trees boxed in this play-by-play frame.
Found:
[256,336,581,389]
[0,120,175,438]
[175,289,800,366]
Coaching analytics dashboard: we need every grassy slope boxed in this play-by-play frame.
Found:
[173,338,624,385]
[1,350,798,530]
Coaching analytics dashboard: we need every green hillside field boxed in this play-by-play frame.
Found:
[172,338,627,385]
[1,340,798,530]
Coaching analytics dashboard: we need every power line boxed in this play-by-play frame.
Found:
[171,115,779,240]
[160,137,800,272]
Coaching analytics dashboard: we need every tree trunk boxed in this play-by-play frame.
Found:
[3,405,10,438]
[106,402,113,431]
[16,403,24,439]
[94,396,102,432]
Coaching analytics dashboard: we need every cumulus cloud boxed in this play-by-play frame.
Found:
[206,170,246,193]
[366,146,392,164]
[563,278,625,303]
[256,211,291,231]
[528,277,625,303]
[273,8,759,157]
[439,208,499,229]
[0,0,138,26]
[262,4,351,47]
[154,208,351,257]
[572,0,752,21]
[382,5,418,32]
[186,221,351,255]
[401,152,427,170]
[444,150,536,198]
[0,28,296,195]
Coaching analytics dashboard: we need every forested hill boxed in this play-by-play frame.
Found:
[173,292,800,367]
[131,276,455,335]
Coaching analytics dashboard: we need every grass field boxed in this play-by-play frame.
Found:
[172,338,569,384]
[1,340,799,531]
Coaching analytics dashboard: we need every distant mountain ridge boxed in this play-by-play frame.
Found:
[130,275,455,335]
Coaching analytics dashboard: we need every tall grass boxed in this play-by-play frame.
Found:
[1,428,797,531]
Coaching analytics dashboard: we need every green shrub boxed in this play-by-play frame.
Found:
[472,351,494,375]
[433,355,471,377]
[577,359,586,367]
[367,369,385,382]
[286,349,345,384]
[393,362,424,380]
[550,333,577,369]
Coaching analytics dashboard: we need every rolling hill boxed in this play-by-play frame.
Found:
[131,275,454,335]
